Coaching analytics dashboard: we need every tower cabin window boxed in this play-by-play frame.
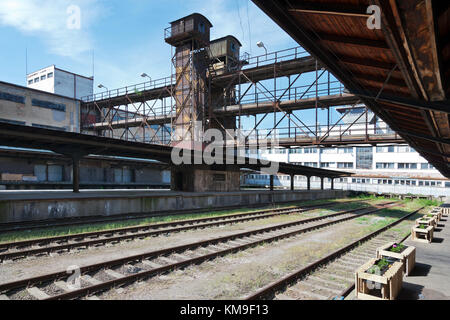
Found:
[198,22,205,33]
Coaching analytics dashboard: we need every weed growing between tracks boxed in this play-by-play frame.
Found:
[98,199,432,300]
[0,198,357,244]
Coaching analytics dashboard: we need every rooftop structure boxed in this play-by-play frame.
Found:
[27,65,93,100]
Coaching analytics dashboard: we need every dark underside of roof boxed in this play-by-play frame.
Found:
[252,0,450,178]
[0,123,349,178]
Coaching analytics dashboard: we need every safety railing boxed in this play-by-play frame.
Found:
[81,46,311,103]
[231,80,345,107]
[81,76,175,103]
[240,124,400,142]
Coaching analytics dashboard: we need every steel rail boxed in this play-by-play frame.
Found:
[0,201,363,261]
[0,199,359,234]
[245,206,423,300]
[0,202,397,298]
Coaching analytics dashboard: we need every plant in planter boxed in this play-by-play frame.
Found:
[389,243,406,253]
[356,258,403,300]
[412,224,434,243]
[377,241,416,276]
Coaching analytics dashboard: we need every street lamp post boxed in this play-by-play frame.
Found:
[98,84,109,98]
[257,41,268,57]
[141,73,152,87]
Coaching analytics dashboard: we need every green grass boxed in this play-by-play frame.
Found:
[354,199,428,234]
[0,198,358,244]
[1,196,430,245]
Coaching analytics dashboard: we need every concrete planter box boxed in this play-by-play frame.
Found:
[376,242,416,276]
[355,258,403,300]
[412,225,434,243]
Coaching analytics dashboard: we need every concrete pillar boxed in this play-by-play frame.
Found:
[270,175,274,191]
[320,177,324,190]
[290,174,295,191]
[331,178,334,190]
[307,176,311,190]
[72,156,80,193]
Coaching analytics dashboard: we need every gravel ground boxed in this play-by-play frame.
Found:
[0,204,367,285]
[98,206,421,300]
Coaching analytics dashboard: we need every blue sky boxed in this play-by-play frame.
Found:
[0,0,297,87]
[0,0,345,131]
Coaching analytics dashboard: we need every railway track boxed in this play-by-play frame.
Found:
[0,201,398,300]
[245,206,424,300]
[0,200,370,262]
[0,199,361,233]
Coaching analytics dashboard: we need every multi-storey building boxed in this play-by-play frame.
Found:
[27,65,93,100]
[243,108,449,197]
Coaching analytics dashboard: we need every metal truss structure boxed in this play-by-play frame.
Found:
[80,46,405,148]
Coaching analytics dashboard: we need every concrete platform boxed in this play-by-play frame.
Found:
[398,212,450,300]
[0,189,349,224]
[347,209,450,300]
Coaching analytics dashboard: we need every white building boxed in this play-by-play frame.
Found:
[27,66,93,100]
[243,108,450,197]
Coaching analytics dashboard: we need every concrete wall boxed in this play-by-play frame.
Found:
[171,167,241,192]
[0,189,349,223]
[0,81,80,132]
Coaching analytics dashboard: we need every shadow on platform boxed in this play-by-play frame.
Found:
[399,283,450,300]
[431,237,444,243]
[407,262,431,277]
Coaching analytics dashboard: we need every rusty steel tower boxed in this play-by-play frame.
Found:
[165,13,213,149]
[165,13,241,192]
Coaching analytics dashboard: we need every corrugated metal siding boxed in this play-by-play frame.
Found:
[48,165,63,182]
[114,168,123,183]
[123,169,132,183]
[34,165,46,181]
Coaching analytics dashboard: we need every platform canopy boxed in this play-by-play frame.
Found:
[252,0,450,178]
[0,123,350,179]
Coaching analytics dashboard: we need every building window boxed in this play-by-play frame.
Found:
[0,91,26,104]
[289,148,302,154]
[303,147,317,154]
[34,78,39,83]
[376,163,395,169]
[320,148,336,154]
[338,147,353,154]
[304,162,318,168]
[320,162,335,168]
[421,163,435,170]
[28,80,33,85]
[40,75,46,81]
[397,145,415,153]
[398,163,417,170]
[356,147,373,169]
[198,22,205,33]
[47,72,54,78]
[376,146,395,153]
[337,162,353,169]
